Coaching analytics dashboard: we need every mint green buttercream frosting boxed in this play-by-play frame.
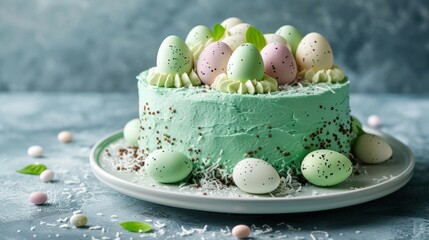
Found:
[212,73,278,94]
[137,70,352,178]
[298,65,345,83]
[139,67,202,88]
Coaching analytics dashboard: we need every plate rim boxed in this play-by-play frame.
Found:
[89,127,414,213]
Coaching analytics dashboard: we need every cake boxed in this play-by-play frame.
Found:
[126,17,392,193]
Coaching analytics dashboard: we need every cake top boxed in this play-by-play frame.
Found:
[139,17,346,95]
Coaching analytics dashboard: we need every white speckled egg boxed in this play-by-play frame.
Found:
[157,35,193,75]
[261,42,297,85]
[197,42,233,85]
[233,158,280,194]
[301,150,353,187]
[221,35,245,51]
[221,17,243,30]
[353,134,393,164]
[263,34,291,51]
[145,150,193,183]
[228,23,251,36]
[295,32,333,71]
[123,118,140,146]
[227,43,264,81]
[185,25,213,48]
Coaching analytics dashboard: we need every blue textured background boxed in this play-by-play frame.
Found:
[1,0,428,93]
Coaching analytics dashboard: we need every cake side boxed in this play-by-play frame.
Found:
[138,72,352,177]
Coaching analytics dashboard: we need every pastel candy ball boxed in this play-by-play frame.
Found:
[70,214,88,227]
[261,42,297,85]
[221,17,243,30]
[232,158,280,194]
[57,131,73,143]
[40,169,55,182]
[353,133,392,164]
[29,192,48,205]
[295,32,334,71]
[301,150,353,187]
[227,43,264,81]
[275,25,303,55]
[185,25,213,48]
[157,35,193,75]
[145,150,193,183]
[123,118,140,146]
[367,115,381,128]
[197,42,233,85]
[27,145,44,158]
[231,224,251,238]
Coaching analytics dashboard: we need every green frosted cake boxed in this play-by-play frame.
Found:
[133,17,358,192]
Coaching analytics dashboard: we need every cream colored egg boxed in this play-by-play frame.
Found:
[353,133,393,164]
[228,23,251,36]
[232,158,280,194]
[221,35,245,51]
[221,17,243,30]
[295,32,333,71]
[264,33,291,51]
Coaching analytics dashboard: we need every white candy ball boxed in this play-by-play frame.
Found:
[232,224,251,238]
[27,145,44,158]
[70,214,88,227]
[58,131,73,143]
[40,169,55,182]
[367,115,381,128]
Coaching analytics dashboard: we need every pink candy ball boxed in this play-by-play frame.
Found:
[367,115,381,128]
[29,192,48,205]
[232,224,251,239]
[58,131,73,143]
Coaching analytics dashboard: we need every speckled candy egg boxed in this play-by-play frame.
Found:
[157,35,193,75]
[227,43,264,81]
[261,42,297,85]
[301,150,353,187]
[197,42,233,85]
[123,118,140,146]
[185,25,213,47]
[228,23,251,36]
[233,158,280,194]
[353,133,393,164]
[145,150,193,183]
[295,32,333,71]
[264,33,291,51]
[221,17,243,30]
[221,35,245,51]
[275,25,303,55]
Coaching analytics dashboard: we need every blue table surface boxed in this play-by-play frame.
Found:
[0,93,428,240]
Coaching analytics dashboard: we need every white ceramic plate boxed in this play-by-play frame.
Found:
[89,128,414,214]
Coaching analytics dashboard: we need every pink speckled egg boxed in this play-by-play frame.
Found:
[261,42,297,85]
[29,192,48,205]
[196,42,233,85]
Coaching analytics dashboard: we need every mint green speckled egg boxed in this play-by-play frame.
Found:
[145,150,193,183]
[275,25,303,56]
[157,35,193,75]
[301,149,352,187]
[185,25,212,47]
[123,118,140,147]
[227,43,264,81]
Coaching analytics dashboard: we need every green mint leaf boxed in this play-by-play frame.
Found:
[245,26,267,51]
[212,24,225,41]
[16,163,47,175]
[120,221,152,233]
